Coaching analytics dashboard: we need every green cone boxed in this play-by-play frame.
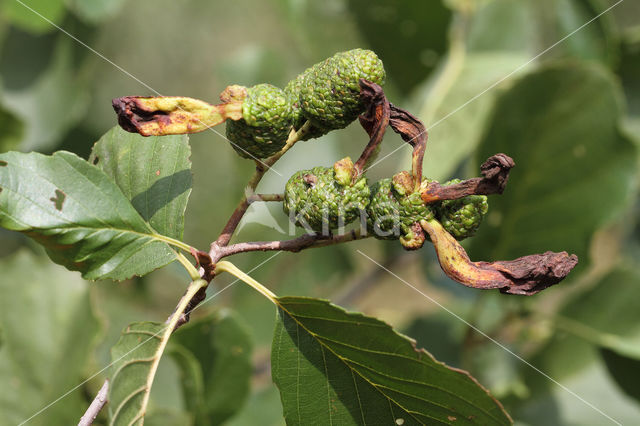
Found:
[283,159,370,233]
[366,177,434,246]
[226,83,294,159]
[435,179,489,240]
[286,49,385,136]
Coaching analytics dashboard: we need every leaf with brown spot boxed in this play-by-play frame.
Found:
[0,150,181,280]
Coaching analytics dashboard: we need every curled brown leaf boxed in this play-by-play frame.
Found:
[421,219,578,295]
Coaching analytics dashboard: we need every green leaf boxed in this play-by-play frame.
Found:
[170,310,253,426]
[1,0,66,34]
[89,126,192,240]
[469,63,637,270]
[108,322,166,426]
[347,0,451,94]
[0,150,181,280]
[0,250,101,425]
[415,51,529,181]
[272,296,512,425]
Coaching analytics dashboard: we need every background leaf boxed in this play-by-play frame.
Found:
[347,0,451,95]
[1,36,90,151]
[600,348,640,404]
[170,310,253,426]
[469,62,637,269]
[272,296,512,425]
[0,102,24,152]
[0,150,178,280]
[555,267,640,360]
[0,250,101,425]
[89,126,192,240]
[1,0,66,34]
[415,52,529,181]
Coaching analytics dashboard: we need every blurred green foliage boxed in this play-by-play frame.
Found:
[0,0,639,424]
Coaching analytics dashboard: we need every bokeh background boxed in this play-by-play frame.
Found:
[1,0,639,424]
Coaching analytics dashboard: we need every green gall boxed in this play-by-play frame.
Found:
[435,179,489,240]
[283,163,370,233]
[226,83,295,159]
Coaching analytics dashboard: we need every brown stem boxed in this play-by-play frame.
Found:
[248,193,284,202]
[354,79,390,178]
[421,219,578,295]
[214,229,368,260]
[389,104,427,189]
[421,153,515,203]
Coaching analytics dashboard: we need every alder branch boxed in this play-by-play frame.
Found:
[248,193,284,202]
[214,228,369,260]
[78,380,109,426]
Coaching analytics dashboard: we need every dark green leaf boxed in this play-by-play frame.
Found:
[0,250,101,425]
[272,296,512,425]
[601,348,640,404]
[470,63,637,270]
[170,310,253,425]
[89,126,192,240]
[0,103,24,151]
[347,0,451,94]
[0,150,179,280]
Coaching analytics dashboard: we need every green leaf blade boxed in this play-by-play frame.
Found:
[272,297,512,425]
[108,322,166,426]
[90,126,192,240]
[0,150,177,280]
